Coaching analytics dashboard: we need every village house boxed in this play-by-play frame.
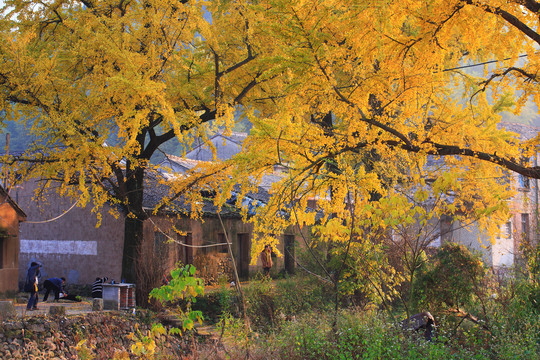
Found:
[0,184,26,294]
[439,122,539,269]
[15,131,298,289]
[151,153,297,281]
[14,124,540,290]
[383,122,539,272]
[15,179,124,286]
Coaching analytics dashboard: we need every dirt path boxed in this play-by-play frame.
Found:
[13,299,93,317]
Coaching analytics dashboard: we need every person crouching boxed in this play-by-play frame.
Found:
[43,277,66,302]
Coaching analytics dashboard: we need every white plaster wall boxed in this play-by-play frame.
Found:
[492,236,514,267]
[448,222,494,266]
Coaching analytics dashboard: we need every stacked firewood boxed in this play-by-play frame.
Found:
[194,253,234,285]
[216,256,234,283]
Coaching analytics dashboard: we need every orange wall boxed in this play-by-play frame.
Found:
[0,192,23,293]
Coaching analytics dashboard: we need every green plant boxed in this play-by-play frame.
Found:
[188,274,540,359]
[149,264,204,334]
[414,243,487,312]
[243,275,276,330]
[273,275,333,318]
[217,312,252,348]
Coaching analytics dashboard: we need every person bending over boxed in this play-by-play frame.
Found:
[43,277,66,302]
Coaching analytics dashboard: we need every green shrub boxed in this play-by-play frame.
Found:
[191,285,238,323]
[243,275,277,330]
[192,275,540,359]
[414,242,486,312]
[268,309,473,360]
[273,275,334,316]
[486,278,540,359]
[149,264,204,333]
[240,274,335,331]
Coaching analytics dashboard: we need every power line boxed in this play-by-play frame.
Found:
[443,53,531,72]
[148,217,231,248]
[26,198,80,224]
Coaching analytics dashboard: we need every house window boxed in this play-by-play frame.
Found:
[521,214,530,242]
[154,231,168,257]
[502,221,512,239]
[217,233,228,254]
[519,174,530,189]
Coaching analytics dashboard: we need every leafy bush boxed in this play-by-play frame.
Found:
[194,274,335,330]
[414,242,486,312]
[273,275,334,316]
[191,284,238,323]
[262,310,474,360]
[243,275,277,329]
[241,274,335,331]
[520,240,540,313]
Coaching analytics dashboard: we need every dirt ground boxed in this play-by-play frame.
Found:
[12,299,94,317]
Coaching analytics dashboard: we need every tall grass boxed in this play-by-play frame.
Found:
[195,274,539,360]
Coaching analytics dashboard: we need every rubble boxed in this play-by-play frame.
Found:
[0,311,192,359]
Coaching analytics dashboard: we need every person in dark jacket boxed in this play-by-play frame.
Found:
[43,277,66,302]
[92,277,108,298]
[24,262,41,310]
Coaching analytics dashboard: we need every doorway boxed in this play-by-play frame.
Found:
[284,235,295,274]
[237,233,250,279]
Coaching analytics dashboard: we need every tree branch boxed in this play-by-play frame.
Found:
[466,0,540,45]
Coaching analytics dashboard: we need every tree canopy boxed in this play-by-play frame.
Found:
[2,0,540,303]
[167,1,540,257]
[0,0,273,293]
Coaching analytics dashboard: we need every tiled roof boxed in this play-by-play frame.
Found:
[498,122,539,141]
[146,155,274,217]
[184,132,247,161]
[0,184,27,219]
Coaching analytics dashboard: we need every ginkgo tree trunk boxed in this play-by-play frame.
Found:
[0,0,274,305]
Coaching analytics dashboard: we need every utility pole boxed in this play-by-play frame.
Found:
[3,133,9,190]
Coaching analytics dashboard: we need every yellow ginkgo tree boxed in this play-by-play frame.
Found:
[0,0,275,303]
[220,0,537,238]
[205,0,540,307]
[3,0,540,309]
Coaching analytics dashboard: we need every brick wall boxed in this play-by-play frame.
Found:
[15,181,124,288]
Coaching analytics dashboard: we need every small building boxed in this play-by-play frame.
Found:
[14,131,298,288]
[440,122,540,269]
[15,179,124,286]
[140,157,298,287]
[14,163,296,288]
[0,185,26,293]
